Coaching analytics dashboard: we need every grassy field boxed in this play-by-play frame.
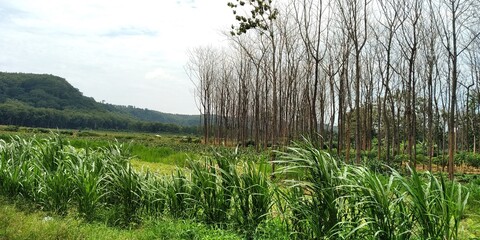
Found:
[0,197,243,240]
[0,126,479,239]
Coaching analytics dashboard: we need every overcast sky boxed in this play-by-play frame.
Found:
[0,0,232,114]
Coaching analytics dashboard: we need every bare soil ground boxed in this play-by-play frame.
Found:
[415,163,480,175]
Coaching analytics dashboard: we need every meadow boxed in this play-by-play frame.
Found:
[0,126,479,239]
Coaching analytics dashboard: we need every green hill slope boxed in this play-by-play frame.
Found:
[109,105,200,127]
[0,72,199,133]
[0,72,101,111]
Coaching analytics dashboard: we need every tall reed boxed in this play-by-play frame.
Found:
[275,138,470,239]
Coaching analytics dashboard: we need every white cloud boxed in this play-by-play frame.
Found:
[145,68,174,81]
[0,0,233,114]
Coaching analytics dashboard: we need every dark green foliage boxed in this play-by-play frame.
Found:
[112,105,200,127]
[228,0,279,35]
[0,72,100,110]
[456,151,480,168]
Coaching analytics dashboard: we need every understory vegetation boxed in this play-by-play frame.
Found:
[0,134,477,239]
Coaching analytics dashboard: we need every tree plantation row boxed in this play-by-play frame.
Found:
[187,0,480,179]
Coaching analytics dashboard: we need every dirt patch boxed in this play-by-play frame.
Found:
[414,163,480,175]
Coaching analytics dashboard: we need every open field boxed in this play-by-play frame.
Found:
[0,197,242,240]
[0,126,479,239]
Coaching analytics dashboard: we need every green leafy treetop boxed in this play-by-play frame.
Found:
[227,0,278,35]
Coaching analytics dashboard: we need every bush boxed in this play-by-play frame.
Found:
[416,154,426,164]
[362,157,389,174]
[466,153,480,168]
[433,155,448,167]
[77,131,99,137]
[455,151,480,168]
[4,125,19,132]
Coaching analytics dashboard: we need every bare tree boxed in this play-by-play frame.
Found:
[336,0,369,163]
[435,0,480,179]
[187,46,218,144]
[293,0,330,145]
[423,0,441,171]
[398,0,423,167]
[466,40,480,153]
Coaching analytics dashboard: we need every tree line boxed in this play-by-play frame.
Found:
[0,100,199,134]
[187,0,480,178]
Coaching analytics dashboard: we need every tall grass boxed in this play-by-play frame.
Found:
[276,139,470,239]
[276,140,342,238]
[165,169,192,218]
[0,134,472,239]
[189,157,232,224]
[70,155,105,221]
[232,160,271,236]
[339,166,413,239]
[105,163,142,226]
[187,150,271,234]
[140,171,167,217]
[0,135,137,224]
[0,137,39,199]
[393,168,469,239]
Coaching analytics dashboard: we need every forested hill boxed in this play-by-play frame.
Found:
[0,72,101,111]
[110,105,199,127]
[0,72,199,133]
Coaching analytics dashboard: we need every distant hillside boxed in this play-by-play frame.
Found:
[0,72,200,133]
[109,105,200,127]
[0,72,101,111]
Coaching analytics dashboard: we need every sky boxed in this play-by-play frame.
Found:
[0,0,232,115]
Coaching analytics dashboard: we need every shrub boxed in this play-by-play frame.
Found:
[416,153,426,164]
[4,125,19,132]
[466,153,480,168]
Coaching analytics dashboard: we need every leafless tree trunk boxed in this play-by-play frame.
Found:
[187,46,218,144]
[337,0,369,163]
[436,0,479,179]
